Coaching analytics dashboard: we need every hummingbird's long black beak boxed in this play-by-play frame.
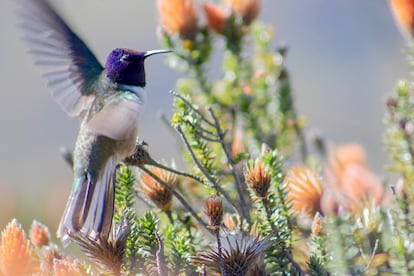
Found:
[144,49,172,58]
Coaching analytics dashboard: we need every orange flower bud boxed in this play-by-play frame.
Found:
[157,0,198,39]
[389,0,414,38]
[311,212,323,236]
[203,3,228,33]
[227,0,260,25]
[30,220,50,248]
[204,195,224,229]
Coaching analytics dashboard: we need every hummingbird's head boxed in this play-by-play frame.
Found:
[105,48,171,87]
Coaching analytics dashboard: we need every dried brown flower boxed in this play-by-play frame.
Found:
[284,166,323,218]
[157,0,198,39]
[226,0,260,25]
[245,159,271,198]
[139,166,176,212]
[70,211,130,276]
[389,0,414,38]
[194,233,271,275]
[203,3,228,34]
[204,195,224,229]
[30,220,50,248]
[0,219,34,276]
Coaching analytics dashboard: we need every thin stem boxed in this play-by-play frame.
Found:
[365,239,379,272]
[209,108,250,223]
[139,165,213,235]
[402,123,414,168]
[292,109,308,163]
[215,228,225,275]
[262,197,276,232]
[195,131,224,143]
[175,125,239,213]
[155,231,167,276]
[150,159,206,185]
[165,210,174,224]
[171,91,215,127]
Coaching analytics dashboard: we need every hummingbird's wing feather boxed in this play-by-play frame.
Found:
[87,98,142,140]
[57,156,116,246]
[17,0,104,117]
[84,156,116,240]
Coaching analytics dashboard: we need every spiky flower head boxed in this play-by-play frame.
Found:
[138,166,176,212]
[30,220,50,248]
[245,159,271,198]
[157,0,198,39]
[53,256,85,276]
[194,233,271,275]
[204,195,224,229]
[40,245,62,275]
[70,211,130,276]
[284,165,323,218]
[0,219,34,276]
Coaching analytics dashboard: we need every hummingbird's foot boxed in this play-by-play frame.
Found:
[135,139,149,148]
[123,143,154,166]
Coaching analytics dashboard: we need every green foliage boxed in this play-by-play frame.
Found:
[163,224,198,275]
[307,255,328,276]
[126,212,159,275]
[114,165,136,224]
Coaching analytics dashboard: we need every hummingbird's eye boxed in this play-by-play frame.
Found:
[120,55,132,62]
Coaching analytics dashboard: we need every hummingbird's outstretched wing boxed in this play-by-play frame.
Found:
[17,0,104,117]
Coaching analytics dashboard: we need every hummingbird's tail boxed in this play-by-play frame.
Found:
[57,157,117,246]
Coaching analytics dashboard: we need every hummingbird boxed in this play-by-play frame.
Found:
[17,0,170,245]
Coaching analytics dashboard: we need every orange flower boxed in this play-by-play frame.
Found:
[326,143,366,181]
[0,219,34,276]
[223,214,239,231]
[53,256,84,276]
[157,0,198,39]
[138,167,176,212]
[227,0,260,24]
[284,166,323,218]
[340,164,383,203]
[325,143,383,205]
[30,220,50,248]
[245,159,271,198]
[389,0,414,38]
[203,3,228,33]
